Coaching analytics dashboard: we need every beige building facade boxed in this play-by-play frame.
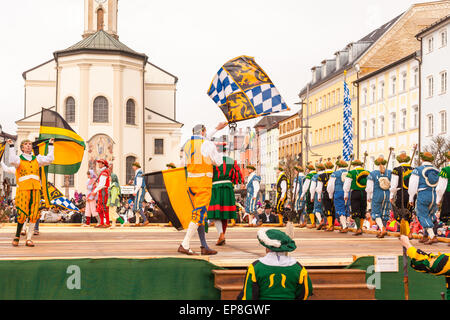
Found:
[15,0,182,197]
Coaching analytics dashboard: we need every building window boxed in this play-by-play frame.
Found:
[362,121,367,140]
[154,139,164,155]
[97,8,104,31]
[413,68,419,87]
[336,89,341,104]
[391,77,396,95]
[427,76,434,97]
[400,109,407,131]
[318,97,322,112]
[370,119,376,138]
[126,156,136,184]
[428,37,434,53]
[441,30,447,47]
[93,96,108,123]
[390,112,396,133]
[363,88,368,105]
[126,99,136,125]
[441,71,447,94]
[379,116,385,136]
[412,105,419,128]
[440,111,447,133]
[401,73,407,92]
[379,82,385,100]
[371,85,376,104]
[427,114,434,136]
[332,91,335,106]
[65,97,75,123]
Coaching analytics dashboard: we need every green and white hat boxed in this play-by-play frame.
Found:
[257,228,297,252]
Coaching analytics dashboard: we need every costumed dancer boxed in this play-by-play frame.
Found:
[89,159,111,228]
[317,161,335,231]
[179,122,226,256]
[107,173,124,228]
[436,151,450,230]
[408,152,440,245]
[344,159,369,236]
[300,163,317,228]
[327,159,349,233]
[390,152,415,224]
[84,169,99,227]
[275,166,288,227]
[400,235,449,300]
[238,228,313,300]
[207,145,243,245]
[310,162,325,230]
[366,157,391,238]
[132,162,149,226]
[244,165,261,227]
[8,138,54,247]
[293,166,306,228]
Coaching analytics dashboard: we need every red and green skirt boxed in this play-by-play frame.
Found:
[207,181,237,220]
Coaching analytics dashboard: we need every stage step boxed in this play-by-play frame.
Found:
[212,269,375,300]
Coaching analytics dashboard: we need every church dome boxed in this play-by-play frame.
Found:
[53,30,147,61]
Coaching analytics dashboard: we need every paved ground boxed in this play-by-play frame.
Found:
[0,223,448,267]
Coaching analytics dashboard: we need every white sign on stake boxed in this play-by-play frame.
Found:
[374,255,399,272]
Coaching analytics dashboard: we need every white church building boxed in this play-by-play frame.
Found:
[15,0,183,196]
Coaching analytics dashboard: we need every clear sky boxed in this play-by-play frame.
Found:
[0,0,433,140]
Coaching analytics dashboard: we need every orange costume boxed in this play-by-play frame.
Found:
[9,140,54,247]
[178,126,223,255]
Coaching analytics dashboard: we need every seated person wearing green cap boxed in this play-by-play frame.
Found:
[238,228,313,300]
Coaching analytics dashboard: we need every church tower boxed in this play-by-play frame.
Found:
[83,0,118,39]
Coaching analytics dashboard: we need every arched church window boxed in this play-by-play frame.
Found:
[126,156,137,184]
[126,99,136,125]
[93,96,108,123]
[65,97,75,123]
[97,8,104,31]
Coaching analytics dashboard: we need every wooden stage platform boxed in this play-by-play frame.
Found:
[0,223,448,268]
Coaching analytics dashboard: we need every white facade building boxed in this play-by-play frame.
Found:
[15,0,183,197]
[417,15,450,150]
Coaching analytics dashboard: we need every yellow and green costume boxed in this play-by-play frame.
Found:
[407,246,450,300]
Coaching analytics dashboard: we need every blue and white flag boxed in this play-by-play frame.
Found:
[343,80,353,161]
[51,197,79,212]
[207,56,290,123]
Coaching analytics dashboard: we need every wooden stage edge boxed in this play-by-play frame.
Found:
[0,223,448,268]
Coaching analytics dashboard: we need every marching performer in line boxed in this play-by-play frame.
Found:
[84,169,100,227]
[366,157,391,238]
[275,166,288,227]
[245,165,261,227]
[436,151,450,230]
[310,162,325,230]
[179,122,226,256]
[293,166,307,228]
[131,162,149,226]
[300,163,317,228]
[317,161,335,231]
[8,138,54,247]
[409,152,440,245]
[327,159,349,233]
[89,159,111,228]
[208,143,243,246]
[238,228,313,300]
[344,159,369,236]
[390,152,415,224]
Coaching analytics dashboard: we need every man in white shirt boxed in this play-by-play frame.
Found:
[179,122,227,255]
[131,162,149,226]
[408,152,440,244]
[8,138,54,247]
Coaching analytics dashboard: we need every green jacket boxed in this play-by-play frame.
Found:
[439,166,450,192]
[239,258,313,300]
[346,167,370,191]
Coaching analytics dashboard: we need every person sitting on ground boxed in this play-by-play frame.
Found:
[258,203,279,224]
[238,228,313,300]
